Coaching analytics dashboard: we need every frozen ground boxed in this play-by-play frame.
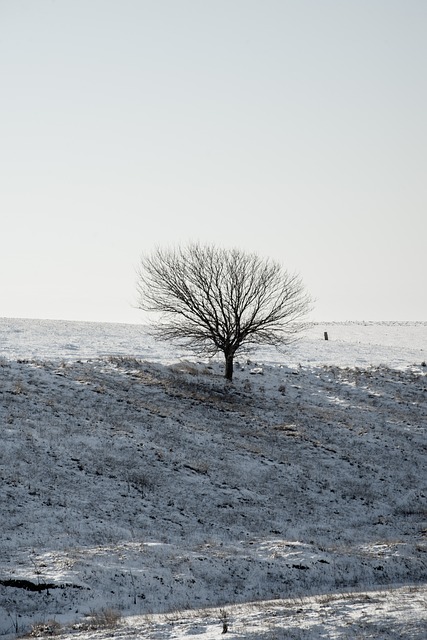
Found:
[0,318,426,369]
[0,319,426,638]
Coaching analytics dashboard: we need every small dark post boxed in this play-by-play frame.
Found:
[324,331,329,341]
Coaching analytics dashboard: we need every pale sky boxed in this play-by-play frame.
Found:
[1,0,426,324]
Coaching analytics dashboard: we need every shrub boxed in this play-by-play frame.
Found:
[88,607,121,628]
[73,608,122,631]
[29,619,62,637]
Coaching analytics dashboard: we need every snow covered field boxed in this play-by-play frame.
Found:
[0,319,426,638]
[1,318,426,369]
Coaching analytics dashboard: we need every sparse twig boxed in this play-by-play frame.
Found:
[219,608,228,634]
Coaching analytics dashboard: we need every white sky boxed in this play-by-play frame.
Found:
[1,0,426,324]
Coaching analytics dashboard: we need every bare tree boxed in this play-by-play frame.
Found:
[137,243,311,381]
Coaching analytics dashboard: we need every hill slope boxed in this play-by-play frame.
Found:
[0,355,426,636]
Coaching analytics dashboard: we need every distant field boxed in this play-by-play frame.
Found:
[0,318,426,368]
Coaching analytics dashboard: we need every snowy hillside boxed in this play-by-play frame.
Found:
[0,319,426,638]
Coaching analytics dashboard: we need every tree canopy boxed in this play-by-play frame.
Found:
[137,243,311,380]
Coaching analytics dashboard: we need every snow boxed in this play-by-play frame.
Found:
[0,319,426,638]
[1,318,425,368]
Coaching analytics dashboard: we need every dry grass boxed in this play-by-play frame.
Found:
[72,607,122,631]
[27,619,62,637]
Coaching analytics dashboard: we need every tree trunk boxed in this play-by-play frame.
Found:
[224,353,234,381]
